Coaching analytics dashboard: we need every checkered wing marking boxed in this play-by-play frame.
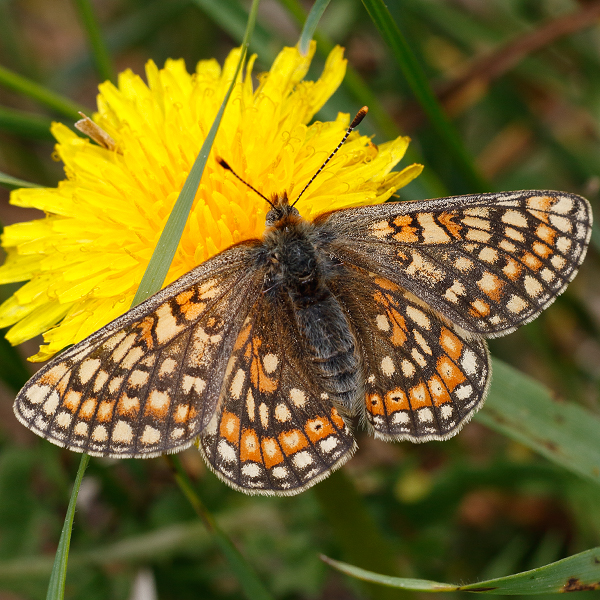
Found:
[332,269,490,441]
[319,191,592,337]
[14,244,264,458]
[199,290,356,496]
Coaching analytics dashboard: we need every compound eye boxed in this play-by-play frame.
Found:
[265,210,278,227]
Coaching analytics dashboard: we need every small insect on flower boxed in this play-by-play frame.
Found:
[12,104,593,495]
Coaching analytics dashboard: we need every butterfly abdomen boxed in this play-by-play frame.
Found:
[263,213,360,408]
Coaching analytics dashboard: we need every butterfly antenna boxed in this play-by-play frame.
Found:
[217,158,275,209]
[291,106,368,207]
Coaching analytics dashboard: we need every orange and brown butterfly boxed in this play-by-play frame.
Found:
[14,108,592,495]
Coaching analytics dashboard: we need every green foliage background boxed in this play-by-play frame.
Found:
[1,0,600,598]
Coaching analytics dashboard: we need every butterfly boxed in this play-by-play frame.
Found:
[13,108,592,496]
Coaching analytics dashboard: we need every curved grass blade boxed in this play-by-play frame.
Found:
[46,454,90,600]
[322,547,600,593]
[0,65,85,121]
[360,0,487,193]
[0,171,39,190]
[298,0,331,56]
[168,456,274,600]
[132,0,258,306]
[45,3,266,598]
[477,359,600,487]
[73,0,116,84]
[0,106,54,140]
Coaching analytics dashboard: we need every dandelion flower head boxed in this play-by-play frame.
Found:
[0,43,422,361]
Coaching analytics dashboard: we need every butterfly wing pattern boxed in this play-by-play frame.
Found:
[14,244,265,458]
[199,289,356,494]
[329,269,490,442]
[13,188,592,495]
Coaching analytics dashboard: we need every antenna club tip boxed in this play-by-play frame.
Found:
[351,106,369,128]
[216,157,231,170]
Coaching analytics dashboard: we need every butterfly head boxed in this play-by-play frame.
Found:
[265,193,301,228]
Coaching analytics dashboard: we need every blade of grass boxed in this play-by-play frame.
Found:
[130,1,273,596]
[167,456,274,600]
[278,0,448,198]
[45,454,89,600]
[322,546,600,593]
[131,0,259,305]
[313,470,415,600]
[72,0,116,84]
[0,171,39,190]
[476,359,600,486]
[0,65,85,121]
[44,3,265,597]
[360,0,488,193]
[298,0,331,56]
[0,106,54,140]
[191,0,276,64]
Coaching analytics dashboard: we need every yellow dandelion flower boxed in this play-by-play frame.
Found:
[0,43,422,362]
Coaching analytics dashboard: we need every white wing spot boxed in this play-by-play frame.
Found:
[43,393,60,416]
[381,356,395,376]
[112,420,133,443]
[290,388,307,407]
[319,437,339,453]
[376,314,390,331]
[524,275,543,298]
[230,368,245,400]
[418,408,433,423]
[502,210,528,228]
[182,375,206,394]
[461,350,478,377]
[406,306,431,329]
[92,425,108,442]
[141,425,161,445]
[275,403,291,422]
[56,412,72,428]
[121,346,144,370]
[413,330,432,355]
[217,439,237,462]
[507,295,527,314]
[26,385,51,405]
[246,389,255,421]
[272,466,289,479]
[392,412,410,424]
[411,348,427,368]
[262,353,279,374]
[401,360,415,378]
[129,370,149,387]
[556,237,572,253]
[440,405,453,419]
[242,463,262,478]
[79,359,101,384]
[292,451,313,469]
[259,403,269,429]
[455,384,473,400]
[159,358,178,376]
[74,422,88,436]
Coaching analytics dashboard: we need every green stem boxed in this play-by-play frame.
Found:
[361,0,488,193]
[72,0,117,84]
[0,65,85,120]
[45,454,90,600]
[167,456,274,600]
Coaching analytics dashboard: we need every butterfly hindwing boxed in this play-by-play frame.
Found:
[331,268,490,441]
[318,191,592,337]
[199,289,356,495]
[14,244,264,458]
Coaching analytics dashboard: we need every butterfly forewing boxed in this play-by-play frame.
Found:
[14,244,264,458]
[332,269,490,441]
[199,290,356,495]
[319,191,592,337]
